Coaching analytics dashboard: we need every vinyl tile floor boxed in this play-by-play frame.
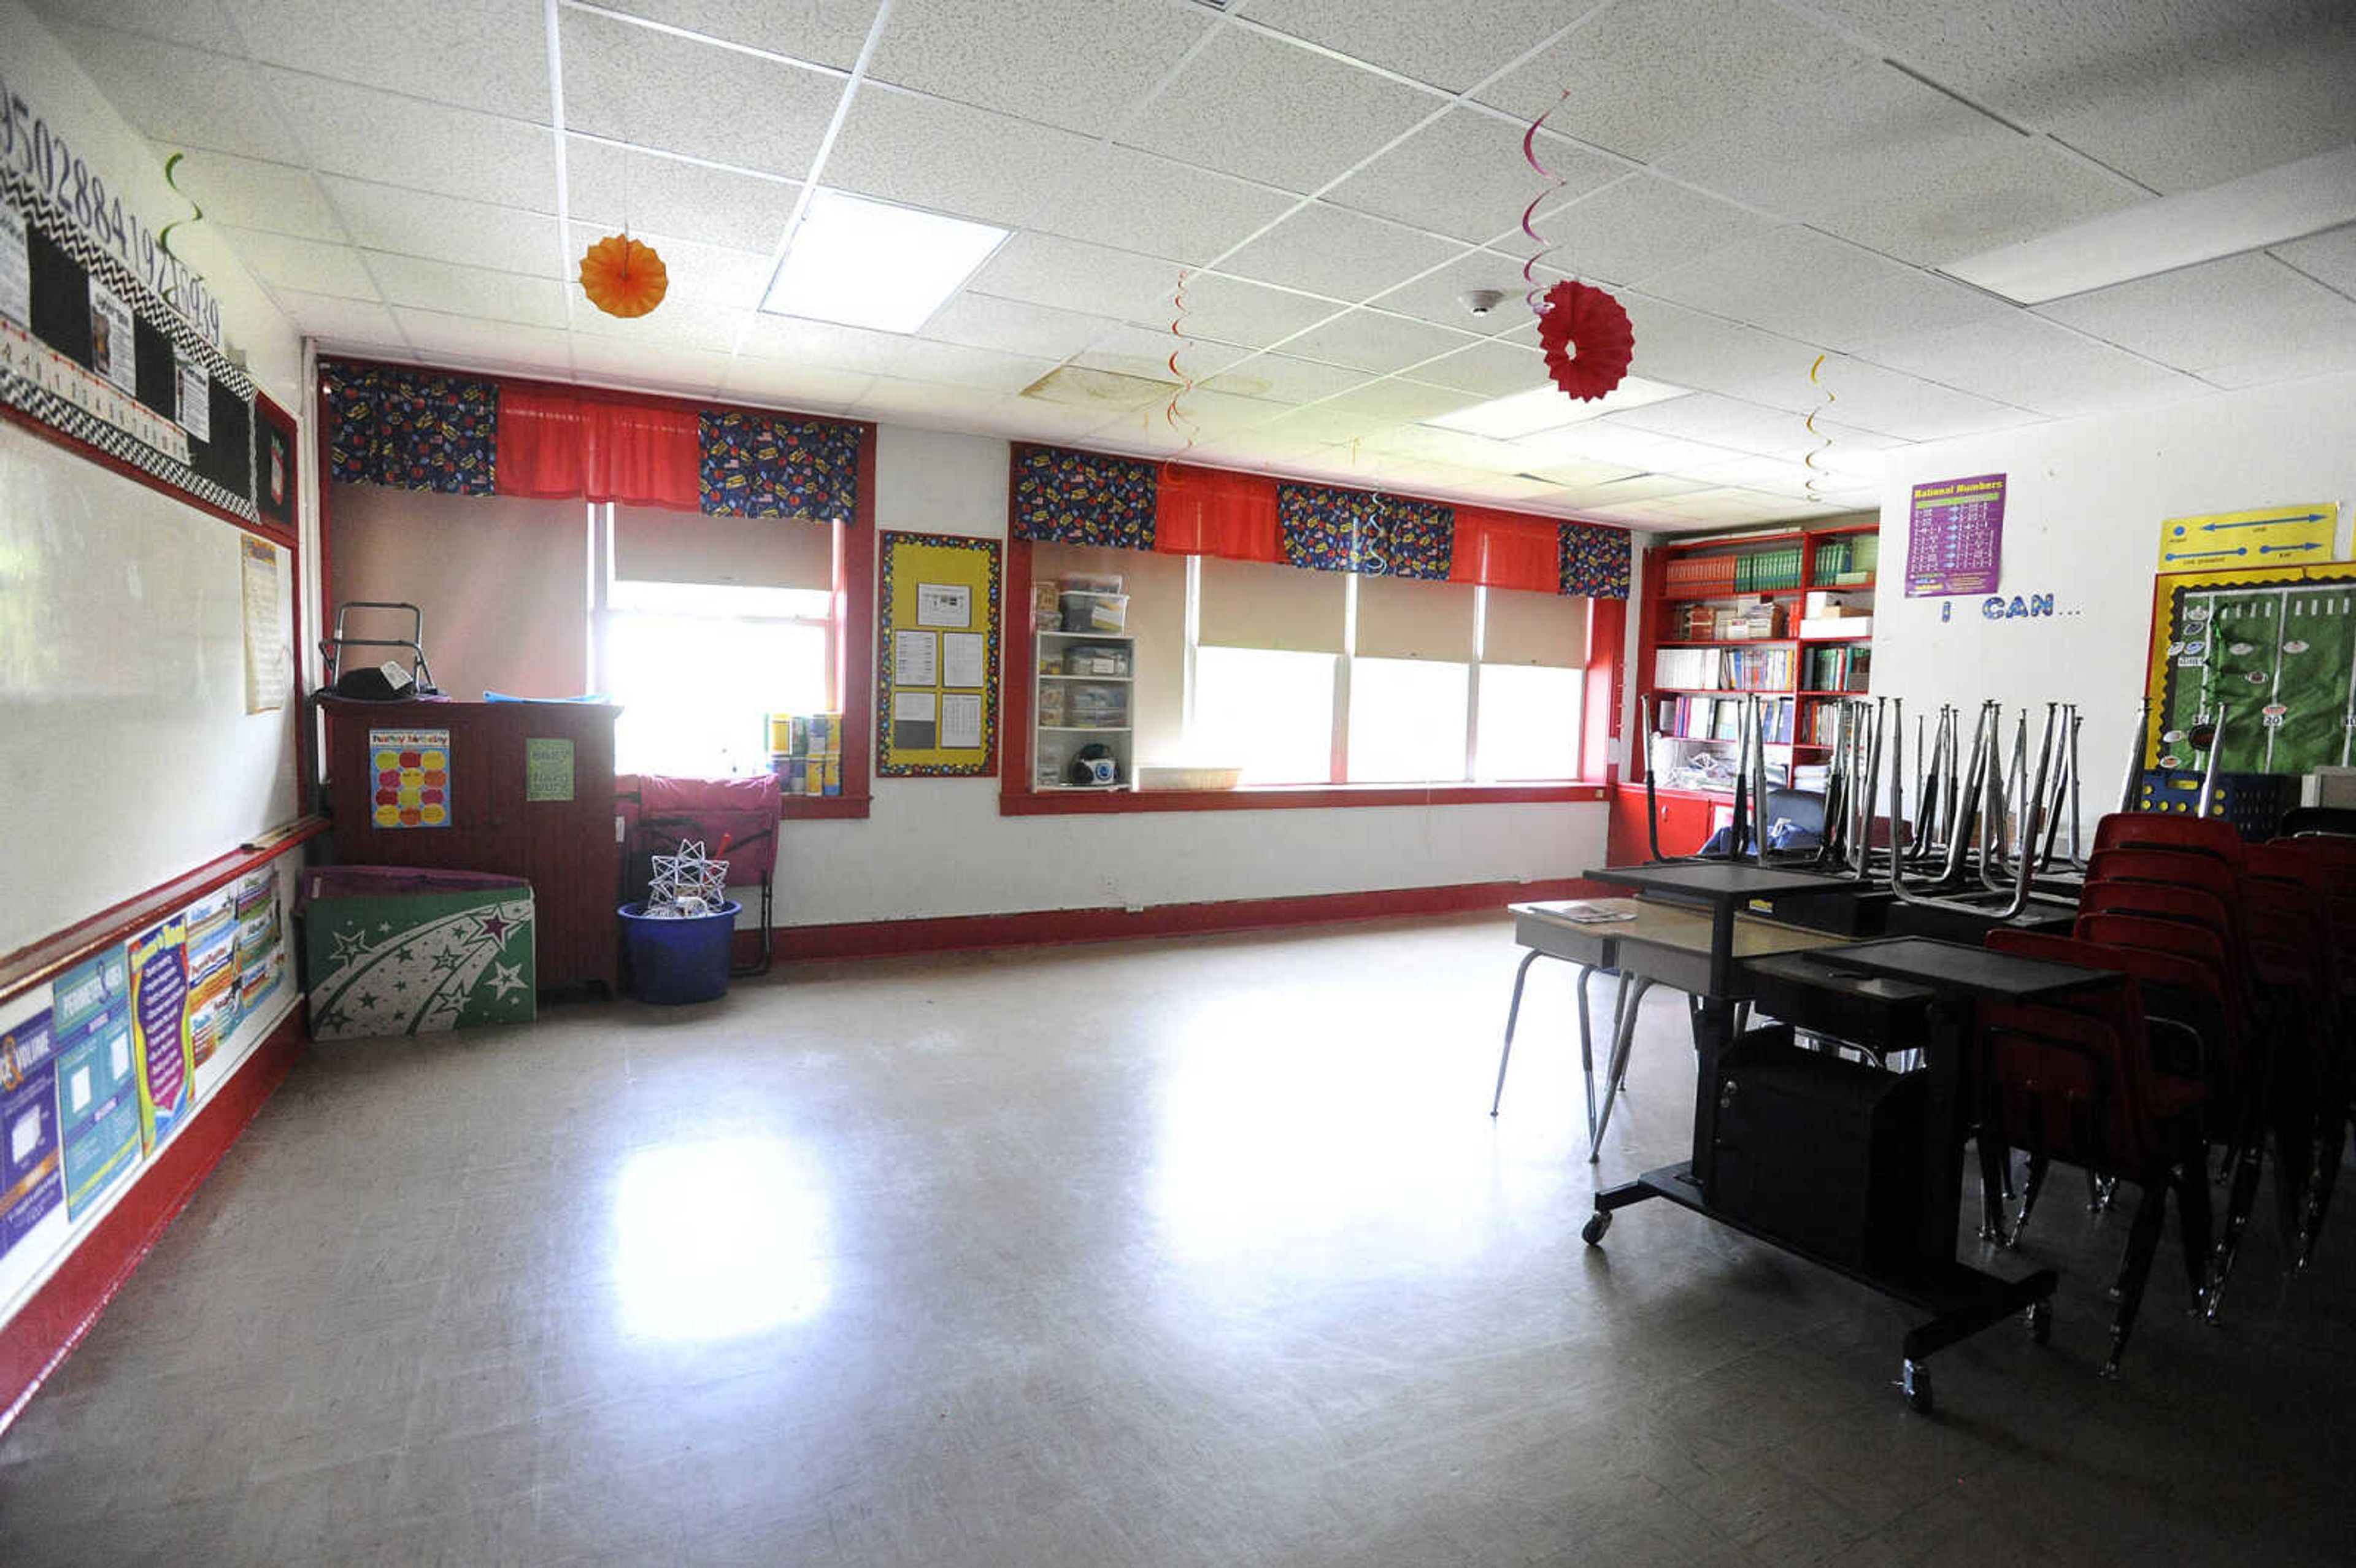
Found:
[2,913,2354,1566]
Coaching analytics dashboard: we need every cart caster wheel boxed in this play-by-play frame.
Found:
[1900,1359,1934,1415]
[1582,1212,1612,1247]
[2025,1301,2052,1345]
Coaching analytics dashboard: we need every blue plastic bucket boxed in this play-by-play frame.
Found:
[617,901,741,1004]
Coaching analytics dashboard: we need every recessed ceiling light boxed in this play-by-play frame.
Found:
[1426,376,1687,440]
[761,189,1010,333]
[1941,142,2356,305]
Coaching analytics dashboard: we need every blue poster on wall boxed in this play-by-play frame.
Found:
[0,1008,63,1261]
[50,950,142,1220]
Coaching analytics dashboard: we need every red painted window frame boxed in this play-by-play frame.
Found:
[998,534,1619,817]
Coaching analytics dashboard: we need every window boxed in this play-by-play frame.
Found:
[1193,646,1338,784]
[593,504,842,777]
[1349,656,1471,783]
[1476,664,1584,780]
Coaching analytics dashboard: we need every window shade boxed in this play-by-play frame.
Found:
[1197,556,1347,653]
[613,504,834,590]
[1355,575,1477,661]
[1483,587,1588,667]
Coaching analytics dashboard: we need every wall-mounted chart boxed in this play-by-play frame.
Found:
[2156,503,2339,574]
[876,532,1001,777]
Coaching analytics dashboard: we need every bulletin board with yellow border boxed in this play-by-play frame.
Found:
[876,531,1001,777]
[2141,560,2356,777]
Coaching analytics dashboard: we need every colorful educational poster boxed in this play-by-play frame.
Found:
[233,868,287,1026]
[50,950,141,1220]
[524,737,575,802]
[87,276,136,393]
[367,728,453,828]
[127,916,193,1153]
[1905,474,2005,597]
[2157,504,2338,574]
[2146,563,2356,775]
[0,199,28,329]
[0,1009,63,1261]
[183,889,237,1070]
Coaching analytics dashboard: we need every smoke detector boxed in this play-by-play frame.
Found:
[1460,288,1506,318]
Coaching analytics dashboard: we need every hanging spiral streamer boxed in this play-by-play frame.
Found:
[1161,267,1201,463]
[1520,90,1573,314]
[155,152,203,306]
[1803,353,1837,502]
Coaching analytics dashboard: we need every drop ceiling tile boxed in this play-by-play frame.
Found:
[969,233,1179,321]
[868,0,1212,137]
[1479,0,1866,166]
[1326,110,1620,248]
[560,8,839,180]
[1371,250,1548,337]
[1242,0,1577,93]
[1254,404,1407,447]
[368,252,571,329]
[1077,323,1249,385]
[1531,177,1780,291]
[1027,144,1298,266]
[2198,346,2356,390]
[570,339,736,396]
[1119,27,1440,196]
[2036,253,2356,374]
[822,88,1098,229]
[920,294,1120,363]
[2272,222,2356,298]
[1805,0,2356,193]
[1718,358,2035,442]
[581,1,879,71]
[224,0,549,119]
[572,297,754,355]
[1309,379,1470,426]
[260,69,558,210]
[1607,294,1817,398]
[1361,423,1561,475]
[566,139,799,255]
[44,25,297,160]
[321,179,563,277]
[717,357,873,413]
[1406,338,1550,398]
[217,226,378,299]
[1198,353,1365,405]
[1858,317,2212,419]
[850,337,1060,395]
[157,148,345,243]
[1679,454,1838,501]
[1511,420,1746,474]
[560,226,776,310]
[272,287,401,348]
[31,0,244,51]
[855,376,1031,432]
[1163,388,1290,439]
[1547,472,1713,503]
[1643,225,2010,351]
[1136,273,1339,352]
[1603,391,1823,453]
[1217,205,1465,304]
[391,307,573,374]
[1276,309,1481,377]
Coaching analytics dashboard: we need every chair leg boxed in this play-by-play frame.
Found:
[1576,964,1600,1146]
[1590,977,1653,1161]
[1490,948,1544,1118]
[2013,1151,2051,1244]
[2295,1108,2348,1272]
[2101,1177,2171,1378]
[1976,1136,2012,1244]
[2209,1097,2269,1323]
[2173,1151,2214,1314]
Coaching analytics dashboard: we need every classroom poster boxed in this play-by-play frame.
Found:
[50,950,141,1220]
[87,276,136,393]
[233,868,287,1027]
[877,532,1001,777]
[2156,504,2338,574]
[175,356,211,443]
[182,889,237,1070]
[1905,474,2004,596]
[0,1008,63,1262]
[241,534,290,713]
[0,199,28,329]
[367,728,452,828]
[127,915,193,1153]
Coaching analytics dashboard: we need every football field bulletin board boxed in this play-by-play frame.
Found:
[876,531,1001,777]
[2143,560,2356,775]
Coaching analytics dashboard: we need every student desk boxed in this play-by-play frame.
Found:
[1583,929,2117,1413]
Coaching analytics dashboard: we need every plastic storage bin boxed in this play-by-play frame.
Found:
[1060,591,1129,633]
[618,900,742,1004]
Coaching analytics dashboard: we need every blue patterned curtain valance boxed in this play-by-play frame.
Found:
[1276,483,1454,581]
[324,363,498,495]
[698,410,862,521]
[1011,445,1158,548]
[1559,520,1631,599]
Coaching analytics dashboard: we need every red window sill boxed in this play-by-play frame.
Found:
[999,782,1609,816]
[781,794,872,821]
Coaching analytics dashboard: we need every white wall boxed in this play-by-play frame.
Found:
[1872,373,2356,830]
[772,424,1607,926]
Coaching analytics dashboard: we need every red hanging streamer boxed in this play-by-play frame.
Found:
[1536,280,1634,402]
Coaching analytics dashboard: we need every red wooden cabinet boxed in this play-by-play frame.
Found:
[1607,783,1722,864]
[320,698,621,989]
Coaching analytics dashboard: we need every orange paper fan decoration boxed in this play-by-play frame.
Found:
[579,234,669,318]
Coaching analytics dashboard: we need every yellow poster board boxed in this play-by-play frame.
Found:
[2156,503,2337,574]
[877,531,1001,777]
[2141,559,2356,774]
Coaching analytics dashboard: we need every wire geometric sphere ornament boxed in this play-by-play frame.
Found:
[579,234,669,318]
[1534,280,1634,402]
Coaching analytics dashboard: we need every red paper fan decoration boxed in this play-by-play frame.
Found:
[579,234,669,318]
[1534,280,1634,401]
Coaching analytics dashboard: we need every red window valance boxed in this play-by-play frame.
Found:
[1449,507,1563,595]
[496,385,700,510]
[1153,463,1280,564]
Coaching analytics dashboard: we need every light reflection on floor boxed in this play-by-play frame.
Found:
[607,1134,833,1342]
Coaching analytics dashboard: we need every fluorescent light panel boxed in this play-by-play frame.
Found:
[1426,376,1688,440]
[1942,142,2356,305]
[762,189,1009,332]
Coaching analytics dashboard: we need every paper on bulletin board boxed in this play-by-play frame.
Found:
[50,949,140,1220]
[0,200,28,329]
[917,583,972,628]
[942,632,986,689]
[941,692,983,750]
[891,691,938,750]
[241,534,290,713]
[175,357,210,442]
[894,629,939,686]
[2155,503,2337,574]
[87,277,136,394]
[126,915,193,1155]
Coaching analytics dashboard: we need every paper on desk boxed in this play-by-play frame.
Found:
[1527,901,1636,923]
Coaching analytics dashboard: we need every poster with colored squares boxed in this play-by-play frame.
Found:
[368,728,453,829]
[2146,562,2356,776]
[128,915,193,1155]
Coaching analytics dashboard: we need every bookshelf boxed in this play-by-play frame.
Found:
[1633,517,1878,806]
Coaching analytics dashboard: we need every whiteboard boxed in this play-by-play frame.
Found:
[0,419,299,956]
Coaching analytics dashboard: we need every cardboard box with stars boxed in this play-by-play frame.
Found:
[299,867,536,1041]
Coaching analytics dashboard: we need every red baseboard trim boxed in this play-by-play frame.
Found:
[735,876,1622,966]
[0,1009,306,1433]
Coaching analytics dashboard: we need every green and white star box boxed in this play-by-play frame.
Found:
[300,868,536,1042]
